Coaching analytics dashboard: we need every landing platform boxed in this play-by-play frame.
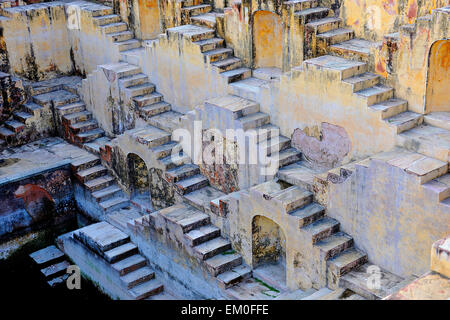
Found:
[0,137,91,185]
[0,138,89,186]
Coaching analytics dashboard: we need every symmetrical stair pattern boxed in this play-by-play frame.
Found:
[29,245,71,287]
[74,221,164,299]
[72,154,130,214]
[131,202,252,289]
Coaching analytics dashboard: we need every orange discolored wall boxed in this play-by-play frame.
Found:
[426,40,450,113]
[253,11,283,69]
[340,0,448,41]
[138,0,161,40]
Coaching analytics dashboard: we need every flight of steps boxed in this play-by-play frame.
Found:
[79,2,141,54]
[74,221,164,299]
[131,202,252,289]
[29,245,71,287]
[257,179,368,289]
[0,109,32,146]
[71,154,130,214]
[295,0,450,164]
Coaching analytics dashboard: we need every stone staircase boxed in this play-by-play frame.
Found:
[74,221,164,299]
[253,179,368,290]
[296,0,449,164]
[130,202,252,289]
[72,154,130,214]
[29,245,71,287]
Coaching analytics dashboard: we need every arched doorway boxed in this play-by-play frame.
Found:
[127,153,150,206]
[425,40,450,113]
[253,11,283,70]
[252,215,286,289]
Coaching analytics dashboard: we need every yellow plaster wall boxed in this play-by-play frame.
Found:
[340,0,448,41]
[425,40,450,113]
[253,11,283,69]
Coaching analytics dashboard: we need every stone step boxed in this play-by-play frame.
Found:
[47,274,69,287]
[167,25,215,42]
[91,184,123,203]
[340,263,409,300]
[385,151,448,184]
[258,135,291,156]
[101,22,128,34]
[165,163,200,183]
[191,12,217,29]
[396,124,450,162]
[99,196,130,213]
[147,110,183,133]
[56,101,86,116]
[315,231,354,260]
[23,101,43,115]
[369,99,408,120]
[181,0,204,7]
[75,128,105,144]
[70,119,99,133]
[206,95,260,119]
[306,16,341,34]
[30,245,65,269]
[116,39,141,52]
[203,47,233,64]
[303,216,340,243]
[175,174,209,195]
[129,278,164,300]
[112,254,147,276]
[5,120,25,133]
[63,110,92,124]
[88,5,113,17]
[124,83,155,98]
[386,111,424,134]
[289,202,325,228]
[317,28,355,54]
[121,266,155,289]
[356,85,394,106]
[84,174,116,192]
[253,124,281,143]
[422,173,450,202]
[71,154,100,171]
[237,112,270,131]
[0,127,16,141]
[40,260,71,279]
[75,222,130,253]
[109,62,142,78]
[75,165,108,183]
[119,73,149,88]
[211,57,242,73]
[160,152,191,170]
[205,253,242,277]
[216,265,252,289]
[13,111,33,123]
[342,72,380,92]
[424,112,450,131]
[327,248,368,286]
[182,4,212,17]
[185,224,221,247]
[272,185,313,212]
[93,14,121,26]
[330,38,374,61]
[285,0,319,12]
[273,148,303,168]
[84,136,111,155]
[131,126,172,148]
[295,7,330,24]
[194,37,224,53]
[304,55,367,80]
[108,30,134,42]
[150,141,180,160]
[134,92,164,107]
[103,242,138,263]
[140,101,171,118]
[159,203,211,233]
[194,237,232,260]
[184,186,226,212]
[221,67,252,83]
